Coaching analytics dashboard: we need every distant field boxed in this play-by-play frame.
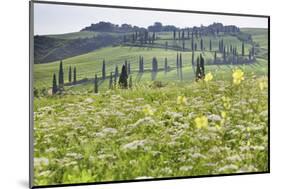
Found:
[34,28,268,93]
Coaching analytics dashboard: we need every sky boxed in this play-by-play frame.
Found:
[34,3,268,35]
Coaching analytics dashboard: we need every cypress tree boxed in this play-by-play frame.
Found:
[173,30,176,40]
[191,34,194,51]
[223,46,226,63]
[73,66,76,84]
[125,60,128,73]
[194,43,197,51]
[209,40,212,51]
[119,64,128,88]
[242,42,245,56]
[129,75,133,89]
[200,54,205,78]
[178,31,181,40]
[114,65,118,85]
[139,56,142,73]
[191,51,195,74]
[115,65,119,78]
[58,60,64,89]
[164,57,168,73]
[195,57,201,80]
[179,53,182,68]
[176,53,179,76]
[52,73,58,95]
[165,41,168,51]
[109,72,113,89]
[68,66,72,83]
[102,60,106,80]
[200,38,203,51]
[94,74,98,93]
[152,57,158,72]
[152,32,156,43]
[221,39,224,53]
[182,41,185,51]
[179,53,183,80]
[214,51,217,64]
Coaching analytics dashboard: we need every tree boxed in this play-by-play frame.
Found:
[176,53,179,76]
[164,57,168,73]
[102,60,106,80]
[173,30,176,40]
[114,65,118,85]
[152,57,158,72]
[242,42,245,56]
[200,54,205,78]
[58,60,64,89]
[139,56,144,73]
[223,46,226,63]
[68,66,72,83]
[179,53,183,80]
[73,66,76,84]
[195,57,201,80]
[118,64,128,88]
[109,72,113,89]
[165,41,168,51]
[129,75,133,89]
[125,60,128,73]
[94,74,98,93]
[214,51,217,64]
[52,73,58,94]
[182,30,185,40]
[152,32,156,43]
[191,51,195,74]
[209,40,212,51]
[195,54,205,80]
[191,34,194,51]
[182,41,185,51]
[200,38,203,51]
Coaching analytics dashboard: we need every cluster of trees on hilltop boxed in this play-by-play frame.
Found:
[81,21,146,33]
[81,21,240,35]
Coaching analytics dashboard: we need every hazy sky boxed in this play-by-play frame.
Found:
[34,3,268,35]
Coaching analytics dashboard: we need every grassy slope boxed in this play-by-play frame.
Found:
[34,28,267,90]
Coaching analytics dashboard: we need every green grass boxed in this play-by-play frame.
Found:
[33,74,268,186]
[33,28,269,186]
[47,31,124,40]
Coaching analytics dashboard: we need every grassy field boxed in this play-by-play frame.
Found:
[34,73,268,185]
[34,28,267,91]
[33,28,269,186]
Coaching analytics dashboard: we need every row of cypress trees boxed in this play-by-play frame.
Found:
[52,61,77,94]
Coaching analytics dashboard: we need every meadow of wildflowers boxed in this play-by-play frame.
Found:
[33,69,268,185]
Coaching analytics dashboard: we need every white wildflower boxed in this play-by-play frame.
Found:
[179,166,193,172]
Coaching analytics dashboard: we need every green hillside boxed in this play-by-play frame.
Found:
[34,28,268,93]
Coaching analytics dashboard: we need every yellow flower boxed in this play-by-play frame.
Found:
[215,124,221,130]
[222,96,231,109]
[232,69,244,85]
[259,80,267,90]
[194,116,208,129]
[221,111,227,118]
[177,96,187,105]
[142,105,154,116]
[204,72,213,82]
